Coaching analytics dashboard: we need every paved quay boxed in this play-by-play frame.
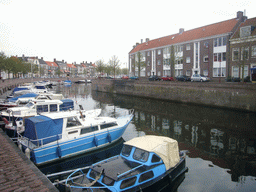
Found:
[0,129,58,192]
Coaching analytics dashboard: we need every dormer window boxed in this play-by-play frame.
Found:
[240,26,252,38]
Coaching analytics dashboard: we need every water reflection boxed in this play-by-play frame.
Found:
[52,84,256,191]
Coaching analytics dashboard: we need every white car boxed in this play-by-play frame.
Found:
[191,74,210,82]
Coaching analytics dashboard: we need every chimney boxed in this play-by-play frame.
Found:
[62,60,64,63]
[133,45,136,49]
[41,57,43,60]
[136,42,139,46]
[179,28,184,34]
[237,11,243,19]
[146,38,149,42]
[141,39,143,44]
[54,58,56,62]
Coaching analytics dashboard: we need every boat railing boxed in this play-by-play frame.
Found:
[18,133,63,149]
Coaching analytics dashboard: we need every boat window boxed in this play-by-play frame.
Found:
[120,176,137,189]
[139,171,154,183]
[50,104,58,112]
[121,145,133,157]
[26,102,34,108]
[66,117,82,128]
[102,176,115,186]
[89,170,100,179]
[133,148,149,162]
[100,122,118,129]
[37,105,48,113]
[80,126,98,134]
[151,154,161,163]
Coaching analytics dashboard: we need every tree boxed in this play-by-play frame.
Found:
[135,52,146,77]
[108,55,120,78]
[122,68,128,75]
[170,45,175,77]
[0,52,7,79]
[95,59,105,77]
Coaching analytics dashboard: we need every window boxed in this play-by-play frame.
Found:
[223,53,226,61]
[213,67,226,77]
[186,70,191,76]
[100,122,117,129]
[233,66,239,78]
[139,171,154,183]
[147,51,150,56]
[252,46,256,57]
[66,117,82,128]
[81,126,98,134]
[241,47,249,60]
[186,57,190,63]
[151,154,161,163]
[204,42,209,48]
[50,104,57,112]
[203,55,209,62]
[232,48,239,61]
[203,70,208,76]
[133,148,149,162]
[157,71,161,76]
[37,105,48,113]
[158,50,161,55]
[147,61,150,66]
[120,177,137,189]
[223,37,227,46]
[214,37,227,47]
[122,145,133,157]
[186,44,191,50]
[157,60,161,65]
[241,65,249,78]
[240,26,252,38]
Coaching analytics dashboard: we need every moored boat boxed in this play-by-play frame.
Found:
[17,109,133,165]
[62,135,188,192]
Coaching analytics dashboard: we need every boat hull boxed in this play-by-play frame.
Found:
[22,119,131,165]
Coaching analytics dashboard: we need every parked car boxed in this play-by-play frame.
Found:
[161,76,175,81]
[130,76,139,80]
[176,75,191,81]
[149,75,161,81]
[122,75,129,79]
[191,74,210,82]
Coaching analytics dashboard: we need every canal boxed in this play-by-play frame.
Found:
[41,83,256,192]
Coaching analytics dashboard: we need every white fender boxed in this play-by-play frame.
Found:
[25,148,30,159]
[16,120,25,134]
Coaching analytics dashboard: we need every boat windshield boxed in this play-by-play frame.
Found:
[26,102,35,108]
[133,148,149,162]
[121,145,133,157]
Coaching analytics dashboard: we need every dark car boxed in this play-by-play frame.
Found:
[176,75,191,81]
[161,76,175,81]
[130,76,139,80]
[149,75,161,81]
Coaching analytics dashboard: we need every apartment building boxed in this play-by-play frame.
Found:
[129,11,248,80]
[230,17,256,80]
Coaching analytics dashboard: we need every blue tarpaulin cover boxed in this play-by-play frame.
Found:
[60,99,74,111]
[24,115,63,146]
[8,93,38,102]
[12,87,29,93]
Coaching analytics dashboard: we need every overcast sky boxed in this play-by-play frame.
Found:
[0,0,255,68]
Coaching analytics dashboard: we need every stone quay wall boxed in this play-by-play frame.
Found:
[92,79,256,112]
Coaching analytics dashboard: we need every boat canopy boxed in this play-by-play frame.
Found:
[125,135,180,170]
[8,93,38,102]
[12,87,30,93]
[24,115,63,146]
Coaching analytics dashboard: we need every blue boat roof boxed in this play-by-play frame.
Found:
[8,93,38,102]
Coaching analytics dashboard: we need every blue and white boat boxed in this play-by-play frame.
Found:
[62,135,188,192]
[17,110,133,165]
[1,99,74,134]
[64,80,72,84]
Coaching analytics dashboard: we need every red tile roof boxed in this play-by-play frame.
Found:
[67,64,76,68]
[129,18,240,54]
[231,17,256,39]
[45,61,58,67]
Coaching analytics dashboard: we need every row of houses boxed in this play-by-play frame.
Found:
[15,55,96,78]
[128,11,256,81]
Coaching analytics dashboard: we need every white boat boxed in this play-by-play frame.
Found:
[1,99,75,134]
[17,109,133,165]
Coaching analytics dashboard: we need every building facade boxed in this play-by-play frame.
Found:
[230,17,256,80]
[129,11,250,81]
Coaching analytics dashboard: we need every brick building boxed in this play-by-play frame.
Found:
[129,11,253,81]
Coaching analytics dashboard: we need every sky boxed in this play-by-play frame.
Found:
[0,0,256,68]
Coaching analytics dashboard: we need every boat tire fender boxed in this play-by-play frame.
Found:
[107,133,112,143]
[57,146,62,158]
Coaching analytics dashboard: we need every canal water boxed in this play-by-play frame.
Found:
[41,83,256,192]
